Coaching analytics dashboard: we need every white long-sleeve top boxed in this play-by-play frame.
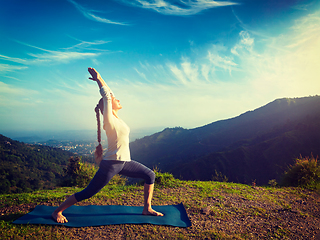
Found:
[100,86,131,161]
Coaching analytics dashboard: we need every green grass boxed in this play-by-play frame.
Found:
[1,172,319,239]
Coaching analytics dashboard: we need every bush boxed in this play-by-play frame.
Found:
[154,168,180,188]
[62,156,98,188]
[212,170,228,182]
[109,174,127,186]
[62,157,128,188]
[268,179,278,187]
[281,155,320,191]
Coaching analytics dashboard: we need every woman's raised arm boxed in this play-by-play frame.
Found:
[88,67,111,91]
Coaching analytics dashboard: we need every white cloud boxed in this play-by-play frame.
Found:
[20,41,104,63]
[63,39,111,51]
[67,0,128,25]
[231,31,254,56]
[0,54,27,64]
[201,64,210,81]
[0,49,100,66]
[0,80,99,131]
[168,63,188,85]
[0,40,109,67]
[253,11,320,97]
[2,8,320,133]
[0,82,39,106]
[0,64,28,73]
[134,68,148,80]
[123,0,239,16]
[181,60,199,83]
[27,51,99,63]
[115,9,320,130]
[207,50,238,74]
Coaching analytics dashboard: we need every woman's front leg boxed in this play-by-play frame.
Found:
[142,183,164,216]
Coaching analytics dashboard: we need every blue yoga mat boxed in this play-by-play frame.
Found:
[13,203,191,228]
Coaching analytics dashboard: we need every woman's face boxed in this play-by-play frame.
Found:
[112,96,122,110]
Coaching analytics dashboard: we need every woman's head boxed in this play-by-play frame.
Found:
[97,96,122,112]
[112,96,122,111]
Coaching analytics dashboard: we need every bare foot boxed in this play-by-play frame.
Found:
[52,211,68,223]
[142,208,164,216]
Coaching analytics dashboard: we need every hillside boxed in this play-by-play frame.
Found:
[130,96,320,185]
[0,134,75,194]
[1,176,319,239]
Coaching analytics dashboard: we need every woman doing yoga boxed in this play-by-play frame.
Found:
[52,67,163,223]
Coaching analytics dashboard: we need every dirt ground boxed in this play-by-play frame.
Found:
[1,187,320,239]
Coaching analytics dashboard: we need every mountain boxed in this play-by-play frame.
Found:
[130,96,320,185]
[0,134,74,194]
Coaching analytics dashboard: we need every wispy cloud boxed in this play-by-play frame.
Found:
[0,80,99,131]
[27,51,99,63]
[207,49,238,74]
[133,45,240,88]
[122,0,238,16]
[165,47,238,87]
[0,81,39,107]
[0,48,99,66]
[67,0,128,25]
[117,9,320,130]
[0,40,110,68]
[63,39,111,51]
[286,11,320,48]
[134,67,148,81]
[0,63,28,73]
[0,81,37,95]
[168,63,188,85]
[292,2,315,11]
[168,58,202,86]
[181,60,199,83]
[231,31,254,56]
[0,54,27,64]
[231,6,271,39]
[201,63,211,81]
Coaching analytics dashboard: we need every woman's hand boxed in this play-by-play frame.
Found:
[88,67,102,81]
[88,67,108,89]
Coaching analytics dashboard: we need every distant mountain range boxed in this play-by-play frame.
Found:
[1,95,319,193]
[130,96,320,185]
[3,128,159,144]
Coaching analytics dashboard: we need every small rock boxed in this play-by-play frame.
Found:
[201,206,211,215]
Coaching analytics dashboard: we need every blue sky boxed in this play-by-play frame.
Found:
[1,0,320,138]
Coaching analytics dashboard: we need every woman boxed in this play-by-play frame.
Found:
[52,67,163,223]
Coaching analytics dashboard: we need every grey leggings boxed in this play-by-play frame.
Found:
[74,160,155,202]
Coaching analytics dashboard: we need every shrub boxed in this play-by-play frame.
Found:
[281,155,320,191]
[212,170,228,182]
[62,157,127,188]
[109,174,127,186]
[154,168,180,188]
[268,179,278,187]
[62,156,98,188]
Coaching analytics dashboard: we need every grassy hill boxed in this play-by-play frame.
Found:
[0,134,95,194]
[130,96,320,185]
[171,126,320,184]
[1,173,319,239]
[0,134,76,194]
